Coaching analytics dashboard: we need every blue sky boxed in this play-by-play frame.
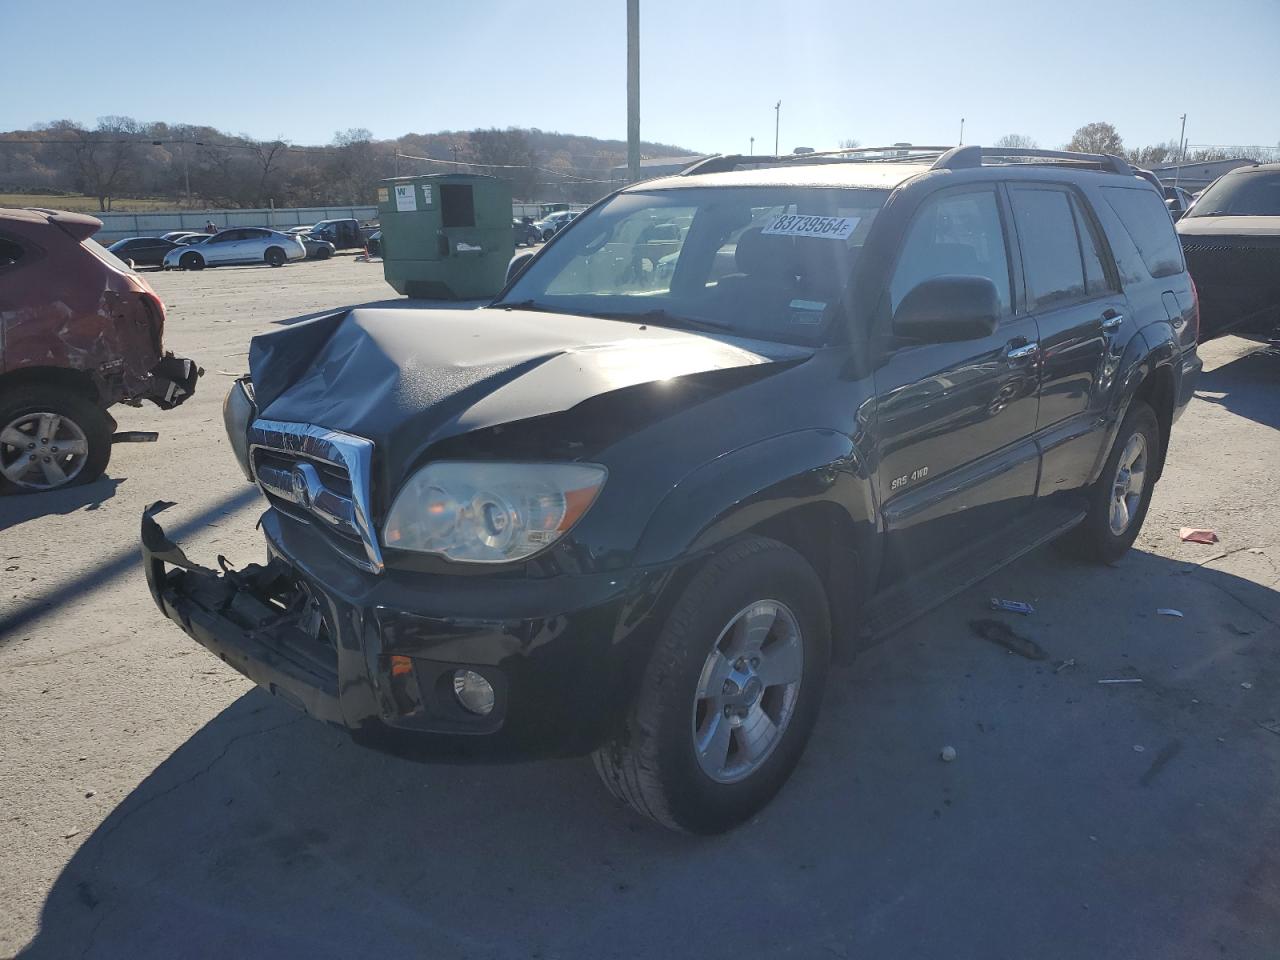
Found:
[4,0,1277,154]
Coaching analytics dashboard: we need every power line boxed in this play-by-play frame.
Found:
[395,151,619,183]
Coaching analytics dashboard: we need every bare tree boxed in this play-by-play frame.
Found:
[470,128,538,200]
[48,116,143,210]
[329,129,382,203]
[247,138,288,206]
[839,138,861,150]
[1066,122,1124,155]
[994,133,1038,149]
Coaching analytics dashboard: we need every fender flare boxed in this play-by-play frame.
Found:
[632,429,877,574]
[1087,323,1179,486]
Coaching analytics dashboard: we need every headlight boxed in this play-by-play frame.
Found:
[383,462,606,563]
[222,377,257,480]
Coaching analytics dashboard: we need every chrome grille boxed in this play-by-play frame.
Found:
[248,419,383,574]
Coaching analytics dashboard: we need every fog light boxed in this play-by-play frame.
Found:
[452,669,496,716]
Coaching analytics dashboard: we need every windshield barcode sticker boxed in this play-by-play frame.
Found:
[761,215,860,240]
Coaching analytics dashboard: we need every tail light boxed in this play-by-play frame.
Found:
[139,289,167,353]
[1189,277,1201,343]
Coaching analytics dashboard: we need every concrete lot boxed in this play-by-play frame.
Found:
[2,255,1278,959]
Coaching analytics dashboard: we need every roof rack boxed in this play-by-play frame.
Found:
[680,145,954,177]
[931,146,1133,175]
[678,145,1136,179]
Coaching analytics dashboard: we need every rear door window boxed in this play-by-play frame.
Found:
[890,187,1013,316]
[1101,186,1184,278]
[1009,187,1086,308]
[1069,195,1116,295]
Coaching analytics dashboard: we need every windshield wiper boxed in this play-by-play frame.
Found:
[499,298,556,312]
[595,308,734,332]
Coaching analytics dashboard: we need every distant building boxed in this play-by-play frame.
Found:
[609,155,709,182]
[1151,158,1256,193]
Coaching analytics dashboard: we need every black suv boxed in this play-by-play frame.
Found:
[143,146,1201,834]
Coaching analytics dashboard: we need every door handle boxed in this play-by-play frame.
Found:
[1005,341,1039,362]
[1100,309,1124,331]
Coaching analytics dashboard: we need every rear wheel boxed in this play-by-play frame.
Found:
[0,387,113,493]
[265,246,286,267]
[316,246,332,260]
[1065,400,1159,562]
[179,251,204,271]
[592,536,830,833]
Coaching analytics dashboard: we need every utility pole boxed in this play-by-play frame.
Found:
[179,142,191,207]
[774,101,781,156]
[959,118,965,146]
[452,143,460,164]
[627,0,640,182]
[1177,114,1187,163]
[749,136,754,156]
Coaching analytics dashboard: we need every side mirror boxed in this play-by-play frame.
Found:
[507,252,535,284]
[893,275,1000,343]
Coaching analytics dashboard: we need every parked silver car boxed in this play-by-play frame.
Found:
[533,210,577,241]
[162,228,305,270]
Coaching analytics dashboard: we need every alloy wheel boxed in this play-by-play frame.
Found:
[1109,433,1148,535]
[0,412,90,490]
[691,600,804,783]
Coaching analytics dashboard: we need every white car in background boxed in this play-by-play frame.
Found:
[533,210,577,241]
[162,227,306,270]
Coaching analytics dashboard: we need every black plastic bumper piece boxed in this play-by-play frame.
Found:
[140,504,678,762]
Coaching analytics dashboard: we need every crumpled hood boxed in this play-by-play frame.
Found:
[249,307,809,487]
[1177,215,1280,238]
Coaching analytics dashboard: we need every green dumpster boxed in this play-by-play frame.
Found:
[376,173,514,299]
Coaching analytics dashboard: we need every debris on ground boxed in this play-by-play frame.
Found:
[1157,609,1185,618]
[1133,745,1145,752]
[1241,682,1253,690]
[1054,658,1077,674]
[940,746,957,762]
[62,828,79,839]
[83,790,95,798]
[969,619,1048,660]
[1179,528,1219,544]
[990,598,1035,615]
[1098,678,1143,684]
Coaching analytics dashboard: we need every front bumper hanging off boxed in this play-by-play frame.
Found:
[140,504,676,761]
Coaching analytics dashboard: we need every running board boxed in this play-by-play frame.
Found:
[861,508,1087,642]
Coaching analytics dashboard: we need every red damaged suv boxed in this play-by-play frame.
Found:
[0,208,199,492]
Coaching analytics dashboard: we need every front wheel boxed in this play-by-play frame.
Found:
[593,536,830,833]
[0,387,113,493]
[265,247,286,267]
[1065,400,1160,562]
[179,251,204,271]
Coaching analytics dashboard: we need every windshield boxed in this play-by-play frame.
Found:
[496,186,889,345]
[1186,171,1280,216]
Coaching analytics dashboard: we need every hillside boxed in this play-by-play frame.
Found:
[0,120,701,211]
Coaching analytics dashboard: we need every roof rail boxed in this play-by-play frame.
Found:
[932,146,1133,176]
[680,145,955,177]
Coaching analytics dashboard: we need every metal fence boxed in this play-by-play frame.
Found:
[92,206,378,244]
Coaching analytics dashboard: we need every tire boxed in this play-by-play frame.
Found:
[592,536,831,834]
[265,247,286,267]
[1065,400,1160,563]
[179,251,204,271]
[0,386,113,494]
[317,247,332,260]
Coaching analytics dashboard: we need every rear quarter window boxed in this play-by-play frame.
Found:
[1101,186,1184,279]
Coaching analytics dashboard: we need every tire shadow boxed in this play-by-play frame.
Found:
[1195,342,1280,430]
[0,477,124,532]
[17,550,1280,960]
